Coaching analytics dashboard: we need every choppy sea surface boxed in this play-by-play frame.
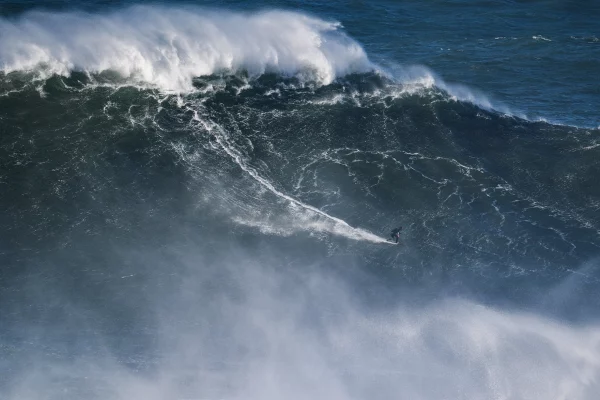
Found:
[1,1,599,399]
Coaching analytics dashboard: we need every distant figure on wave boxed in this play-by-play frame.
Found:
[390,227,402,243]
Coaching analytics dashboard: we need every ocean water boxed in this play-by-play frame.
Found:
[1,1,599,399]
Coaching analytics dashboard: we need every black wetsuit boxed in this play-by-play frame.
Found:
[390,227,402,243]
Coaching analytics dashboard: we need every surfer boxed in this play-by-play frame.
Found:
[390,227,402,243]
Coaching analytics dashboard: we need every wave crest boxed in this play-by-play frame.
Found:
[0,6,373,92]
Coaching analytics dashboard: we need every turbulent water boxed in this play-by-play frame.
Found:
[1,2,600,399]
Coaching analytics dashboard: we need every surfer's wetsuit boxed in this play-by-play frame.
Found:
[390,227,402,243]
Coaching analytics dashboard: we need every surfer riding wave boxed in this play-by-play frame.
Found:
[390,227,402,243]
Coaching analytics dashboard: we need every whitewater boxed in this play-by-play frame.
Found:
[0,7,372,91]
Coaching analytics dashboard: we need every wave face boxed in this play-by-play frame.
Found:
[1,4,600,400]
[0,6,371,91]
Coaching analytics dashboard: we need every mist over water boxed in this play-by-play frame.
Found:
[1,2,600,399]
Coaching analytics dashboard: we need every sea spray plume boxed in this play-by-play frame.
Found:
[153,255,600,400]
[0,6,373,92]
[6,251,600,400]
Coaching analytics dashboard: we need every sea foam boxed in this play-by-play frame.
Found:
[0,6,372,92]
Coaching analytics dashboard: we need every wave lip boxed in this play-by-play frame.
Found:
[0,6,373,92]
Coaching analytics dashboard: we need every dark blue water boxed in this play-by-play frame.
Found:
[1,1,599,399]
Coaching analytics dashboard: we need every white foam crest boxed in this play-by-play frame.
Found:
[0,6,373,92]
[385,64,521,116]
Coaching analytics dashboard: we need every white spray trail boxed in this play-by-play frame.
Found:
[192,113,389,243]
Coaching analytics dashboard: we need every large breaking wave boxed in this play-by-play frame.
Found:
[0,5,523,117]
[1,4,600,400]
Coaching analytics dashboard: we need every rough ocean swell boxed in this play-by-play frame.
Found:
[1,4,600,400]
